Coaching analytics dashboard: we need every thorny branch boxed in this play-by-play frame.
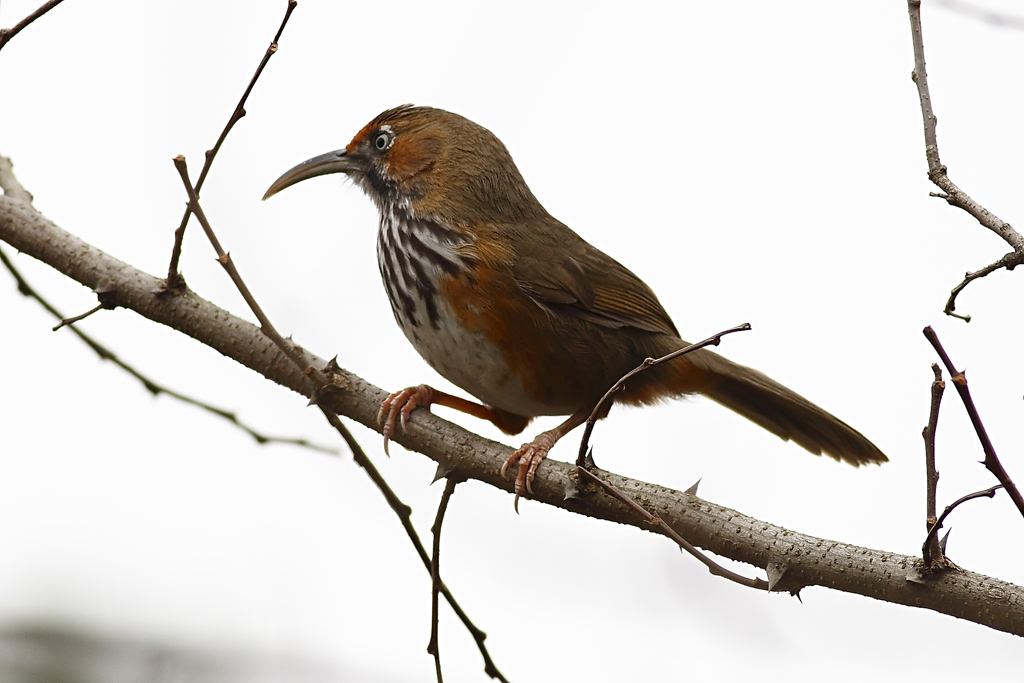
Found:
[568,324,770,593]
[908,0,1024,321]
[0,157,332,454]
[923,326,1024,520]
[316,406,508,682]
[163,0,297,290]
[429,477,460,683]
[575,467,771,592]
[575,322,752,467]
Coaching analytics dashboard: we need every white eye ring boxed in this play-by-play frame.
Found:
[373,131,391,150]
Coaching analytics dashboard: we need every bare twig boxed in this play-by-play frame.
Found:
[576,467,770,591]
[923,326,1024,520]
[568,324,769,592]
[173,158,509,682]
[173,155,312,374]
[2,153,327,452]
[944,252,1021,323]
[908,0,1024,320]
[923,484,1004,561]
[428,478,459,683]
[0,244,333,453]
[575,323,751,467]
[922,363,945,566]
[0,0,65,51]
[163,0,297,290]
[51,302,103,331]
[320,408,508,683]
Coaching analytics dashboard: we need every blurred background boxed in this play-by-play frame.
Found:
[1,0,1023,680]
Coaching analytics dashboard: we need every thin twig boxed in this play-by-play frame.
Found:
[576,323,751,467]
[163,0,297,290]
[173,158,509,683]
[1,154,321,451]
[0,244,333,453]
[922,363,945,566]
[51,303,103,331]
[943,251,1021,323]
[923,484,1004,560]
[923,326,1024,520]
[0,0,65,51]
[576,467,769,591]
[428,478,459,683]
[907,0,1024,320]
[318,408,508,683]
[173,156,312,375]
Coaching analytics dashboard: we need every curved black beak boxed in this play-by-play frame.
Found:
[262,149,355,200]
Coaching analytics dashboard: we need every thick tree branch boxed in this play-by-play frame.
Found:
[3,195,1023,637]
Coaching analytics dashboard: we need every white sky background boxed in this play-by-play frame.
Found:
[2,0,1023,680]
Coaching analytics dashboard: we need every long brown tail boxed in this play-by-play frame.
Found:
[660,345,887,466]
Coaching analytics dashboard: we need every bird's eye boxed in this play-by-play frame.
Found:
[373,131,391,151]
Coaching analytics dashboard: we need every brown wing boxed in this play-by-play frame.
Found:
[509,217,679,337]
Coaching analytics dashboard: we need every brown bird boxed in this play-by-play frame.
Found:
[264,105,886,509]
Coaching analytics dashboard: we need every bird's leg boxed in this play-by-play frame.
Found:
[378,384,524,455]
[501,408,590,512]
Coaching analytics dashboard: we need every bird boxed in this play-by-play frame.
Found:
[263,105,886,510]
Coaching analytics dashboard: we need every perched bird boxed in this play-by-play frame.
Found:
[264,105,886,509]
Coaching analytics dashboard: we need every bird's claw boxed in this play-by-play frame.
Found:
[502,441,550,513]
[378,385,434,456]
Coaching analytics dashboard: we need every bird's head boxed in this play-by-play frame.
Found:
[263,105,544,224]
